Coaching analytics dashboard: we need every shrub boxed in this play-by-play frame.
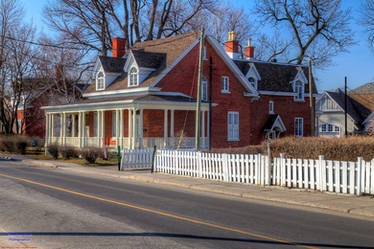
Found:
[60,146,77,160]
[13,136,28,154]
[47,144,59,160]
[81,147,101,164]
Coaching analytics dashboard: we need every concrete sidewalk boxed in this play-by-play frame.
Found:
[19,157,374,219]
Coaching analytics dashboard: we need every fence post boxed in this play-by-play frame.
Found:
[265,154,271,185]
[222,153,229,182]
[151,145,157,173]
[280,153,285,186]
[197,152,203,178]
[357,157,363,196]
[319,155,326,191]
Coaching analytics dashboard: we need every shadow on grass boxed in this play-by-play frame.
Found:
[1,232,373,248]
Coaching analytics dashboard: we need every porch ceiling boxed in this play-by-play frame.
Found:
[42,94,213,113]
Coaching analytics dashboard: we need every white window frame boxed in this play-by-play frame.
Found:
[96,71,105,90]
[112,111,116,137]
[221,76,230,93]
[203,45,207,60]
[294,80,304,101]
[248,77,257,90]
[269,101,274,114]
[228,111,239,141]
[128,66,138,87]
[201,78,208,101]
[294,117,303,137]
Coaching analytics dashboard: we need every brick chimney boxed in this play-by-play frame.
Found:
[225,31,240,59]
[245,39,255,60]
[112,38,126,58]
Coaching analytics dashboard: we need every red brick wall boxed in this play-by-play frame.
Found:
[143,109,164,137]
[155,39,316,147]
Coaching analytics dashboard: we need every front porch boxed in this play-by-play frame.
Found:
[44,98,210,150]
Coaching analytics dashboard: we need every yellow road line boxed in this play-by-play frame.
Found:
[0,173,319,249]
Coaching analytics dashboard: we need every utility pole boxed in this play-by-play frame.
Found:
[208,56,213,151]
[195,28,205,151]
[344,76,348,137]
[308,60,314,136]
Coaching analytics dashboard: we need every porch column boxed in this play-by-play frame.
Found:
[81,111,86,147]
[132,108,137,149]
[72,114,76,137]
[62,112,67,145]
[99,110,104,147]
[115,109,120,147]
[164,109,168,148]
[128,109,133,149]
[45,113,50,146]
[97,111,101,147]
[139,109,143,148]
[51,113,55,139]
[78,112,82,147]
[119,109,124,149]
[201,111,206,148]
[170,110,174,148]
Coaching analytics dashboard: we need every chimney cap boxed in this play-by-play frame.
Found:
[228,31,236,41]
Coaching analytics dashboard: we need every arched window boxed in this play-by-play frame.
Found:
[294,80,304,101]
[129,67,138,86]
[97,71,104,90]
[248,77,257,89]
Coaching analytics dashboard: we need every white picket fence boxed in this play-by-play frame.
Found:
[154,150,374,196]
[120,149,154,170]
[155,150,271,185]
[273,155,374,195]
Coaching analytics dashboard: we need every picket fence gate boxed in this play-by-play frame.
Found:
[154,150,374,196]
[120,149,154,170]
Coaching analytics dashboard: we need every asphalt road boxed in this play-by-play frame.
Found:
[0,160,374,249]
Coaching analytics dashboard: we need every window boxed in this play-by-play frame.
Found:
[294,117,303,137]
[269,101,274,114]
[328,124,333,132]
[112,111,116,137]
[201,78,208,101]
[294,80,304,101]
[221,76,229,93]
[94,112,98,137]
[321,124,327,132]
[203,45,207,60]
[97,71,104,90]
[335,126,340,132]
[228,112,239,141]
[248,77,257,89]
[129,67,138,86]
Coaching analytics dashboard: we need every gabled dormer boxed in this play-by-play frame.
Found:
[124,50,165,87]
[291,67,308,101]
[245,63,261,90]
[94,56,127,91]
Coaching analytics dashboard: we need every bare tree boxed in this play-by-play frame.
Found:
[360,0,374,48]
[255,0,354,66]
[44,0,213,54]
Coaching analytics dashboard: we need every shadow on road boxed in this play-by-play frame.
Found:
[0,232,372,248]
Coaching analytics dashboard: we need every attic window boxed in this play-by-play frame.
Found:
[97,71,105,90]
[248,77,257,89]
[129,66,138,86]
[294,80,304,101]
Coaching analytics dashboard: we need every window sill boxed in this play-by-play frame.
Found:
[294,99,305,102]
[221,90,231,94]
[227,138,240,142]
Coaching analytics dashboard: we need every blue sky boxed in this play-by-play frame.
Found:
[21,0,374,92]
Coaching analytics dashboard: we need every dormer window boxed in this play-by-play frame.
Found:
[248,77,257,89]
[294,80,304,101]
[97,71,105,90]
[129,67,138,86]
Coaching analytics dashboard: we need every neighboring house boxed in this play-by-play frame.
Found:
[16,79,87,138]
[316,89,371,137]
[349,82,374,133]
[42,31,317,150]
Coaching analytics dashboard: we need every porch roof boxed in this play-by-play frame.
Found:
[42,94,213,113]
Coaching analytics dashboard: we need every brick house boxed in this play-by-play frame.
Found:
[42,31,317,150]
